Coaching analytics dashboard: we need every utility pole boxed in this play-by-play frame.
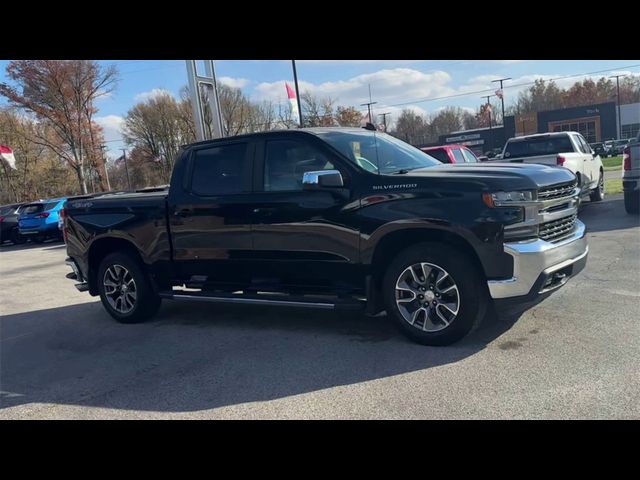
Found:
[291,60,304,128]
[609,74,626,139]
[378,112,391,132]
[481,95,494,130]
[492,77,511,126]
[361,86,377,126]
[99,144,111,191]
[122,149,131,191]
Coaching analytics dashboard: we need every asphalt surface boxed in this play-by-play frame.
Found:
[1,195,639,419]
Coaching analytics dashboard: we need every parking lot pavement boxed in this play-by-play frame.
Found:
[1,195,639,419]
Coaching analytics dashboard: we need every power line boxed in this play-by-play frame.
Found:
[385,64,640,108]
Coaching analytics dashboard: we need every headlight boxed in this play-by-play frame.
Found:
[482,190,535,207]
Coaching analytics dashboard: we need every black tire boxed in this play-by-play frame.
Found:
[97,251,161,324]
[10,228,26,245]
[624,191,640,214]
[589,170,605,202]
[382,242,487,346]
[32,235,45,244]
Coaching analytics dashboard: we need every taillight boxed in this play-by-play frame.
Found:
[623,146,631,171]
[35,212,50,219]
[557,155,566,166]
[0,216,4,223]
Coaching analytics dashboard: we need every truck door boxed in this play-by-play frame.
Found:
[168,139,256,288]
[247,134,361,293]
[575,134,596,186]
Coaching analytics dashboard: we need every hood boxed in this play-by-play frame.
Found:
[404,162,576,190]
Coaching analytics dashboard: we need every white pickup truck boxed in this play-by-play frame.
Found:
[622,131,640,214]
[502,131,604,202]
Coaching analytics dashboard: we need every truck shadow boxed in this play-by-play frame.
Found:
[0,300,521,414]
[578,195,639,233]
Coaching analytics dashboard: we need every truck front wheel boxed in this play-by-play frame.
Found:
[97,252,161,324]
[589,170,604,202]
[382,242,487,346]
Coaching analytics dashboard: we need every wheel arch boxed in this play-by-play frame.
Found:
[87,237,146,295]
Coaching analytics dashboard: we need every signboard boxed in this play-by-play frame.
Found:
[445,133,481,143]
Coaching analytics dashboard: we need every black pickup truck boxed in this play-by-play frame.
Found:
[63,128,588,345]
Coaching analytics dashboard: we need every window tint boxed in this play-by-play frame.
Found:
[265,139,334,192]
[423,148,450,163]
[44,201,60,211]
[461,148,478,163]
[191,143,248,195]
[0,206,15,215]
[504,135,574,158]
[451,148,465,163]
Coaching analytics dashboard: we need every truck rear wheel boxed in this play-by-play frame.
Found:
[382,242,487,346]
[97,252,161,324]
[624,190,640,214]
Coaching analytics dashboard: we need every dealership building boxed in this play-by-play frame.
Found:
[419,101,640,155]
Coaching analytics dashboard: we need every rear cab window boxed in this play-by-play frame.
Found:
[504,135,575,158]
[190,142,251,196]
[423,148,450,164]
[461,148,478,163]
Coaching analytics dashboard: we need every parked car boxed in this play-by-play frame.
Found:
[420,144,480,164]
[591,142,613,158]
[0,202,26,245]
[18,197,67,243]
[63,128,587,346]
[501,131,604,202]
[610,139,631,156]
[622,131,640,214]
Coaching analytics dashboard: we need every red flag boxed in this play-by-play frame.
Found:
[0,145,17,169]
[285,82,296,100]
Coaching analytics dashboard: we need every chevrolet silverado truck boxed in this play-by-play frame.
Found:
[502,131,604,203]
[622,132,640,214]
[63,128,588,346]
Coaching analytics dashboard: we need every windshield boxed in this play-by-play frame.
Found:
[504,136,574,158]
[314,130,440,174]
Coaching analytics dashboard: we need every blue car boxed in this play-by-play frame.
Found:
[18,197,67,243]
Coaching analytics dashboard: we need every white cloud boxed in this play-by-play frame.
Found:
[94,115,125,143]
[219,76,250,89]
[254,68,454,106]
[134,88,174,102]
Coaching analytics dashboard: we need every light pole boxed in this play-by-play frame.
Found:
[291,60,304,127]
[609,74,626,139]
[122,149,131,191]
[378,112,391,131]
[492,77,511,126]
[481,95,494,130]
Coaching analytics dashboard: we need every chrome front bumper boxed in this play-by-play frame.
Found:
[488,219,588,299]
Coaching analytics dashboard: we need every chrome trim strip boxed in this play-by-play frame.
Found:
[166,293,336,309]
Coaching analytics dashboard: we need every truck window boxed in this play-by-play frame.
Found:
[264,139,335,192]
[461,148,478,163]
[451,148,465,163]
[504,135,575,158]
[191,143,248,196]
[423,148,450,163]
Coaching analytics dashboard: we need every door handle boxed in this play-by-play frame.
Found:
[174,208,193,217]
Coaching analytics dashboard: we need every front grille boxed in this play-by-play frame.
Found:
[538,181,577,200]
[539,214,577,242]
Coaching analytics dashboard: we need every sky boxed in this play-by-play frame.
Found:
[1,59,639,158]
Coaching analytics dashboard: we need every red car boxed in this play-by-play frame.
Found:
[421,145,480,164]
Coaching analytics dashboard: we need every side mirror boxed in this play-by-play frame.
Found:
[302,170,344,189]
